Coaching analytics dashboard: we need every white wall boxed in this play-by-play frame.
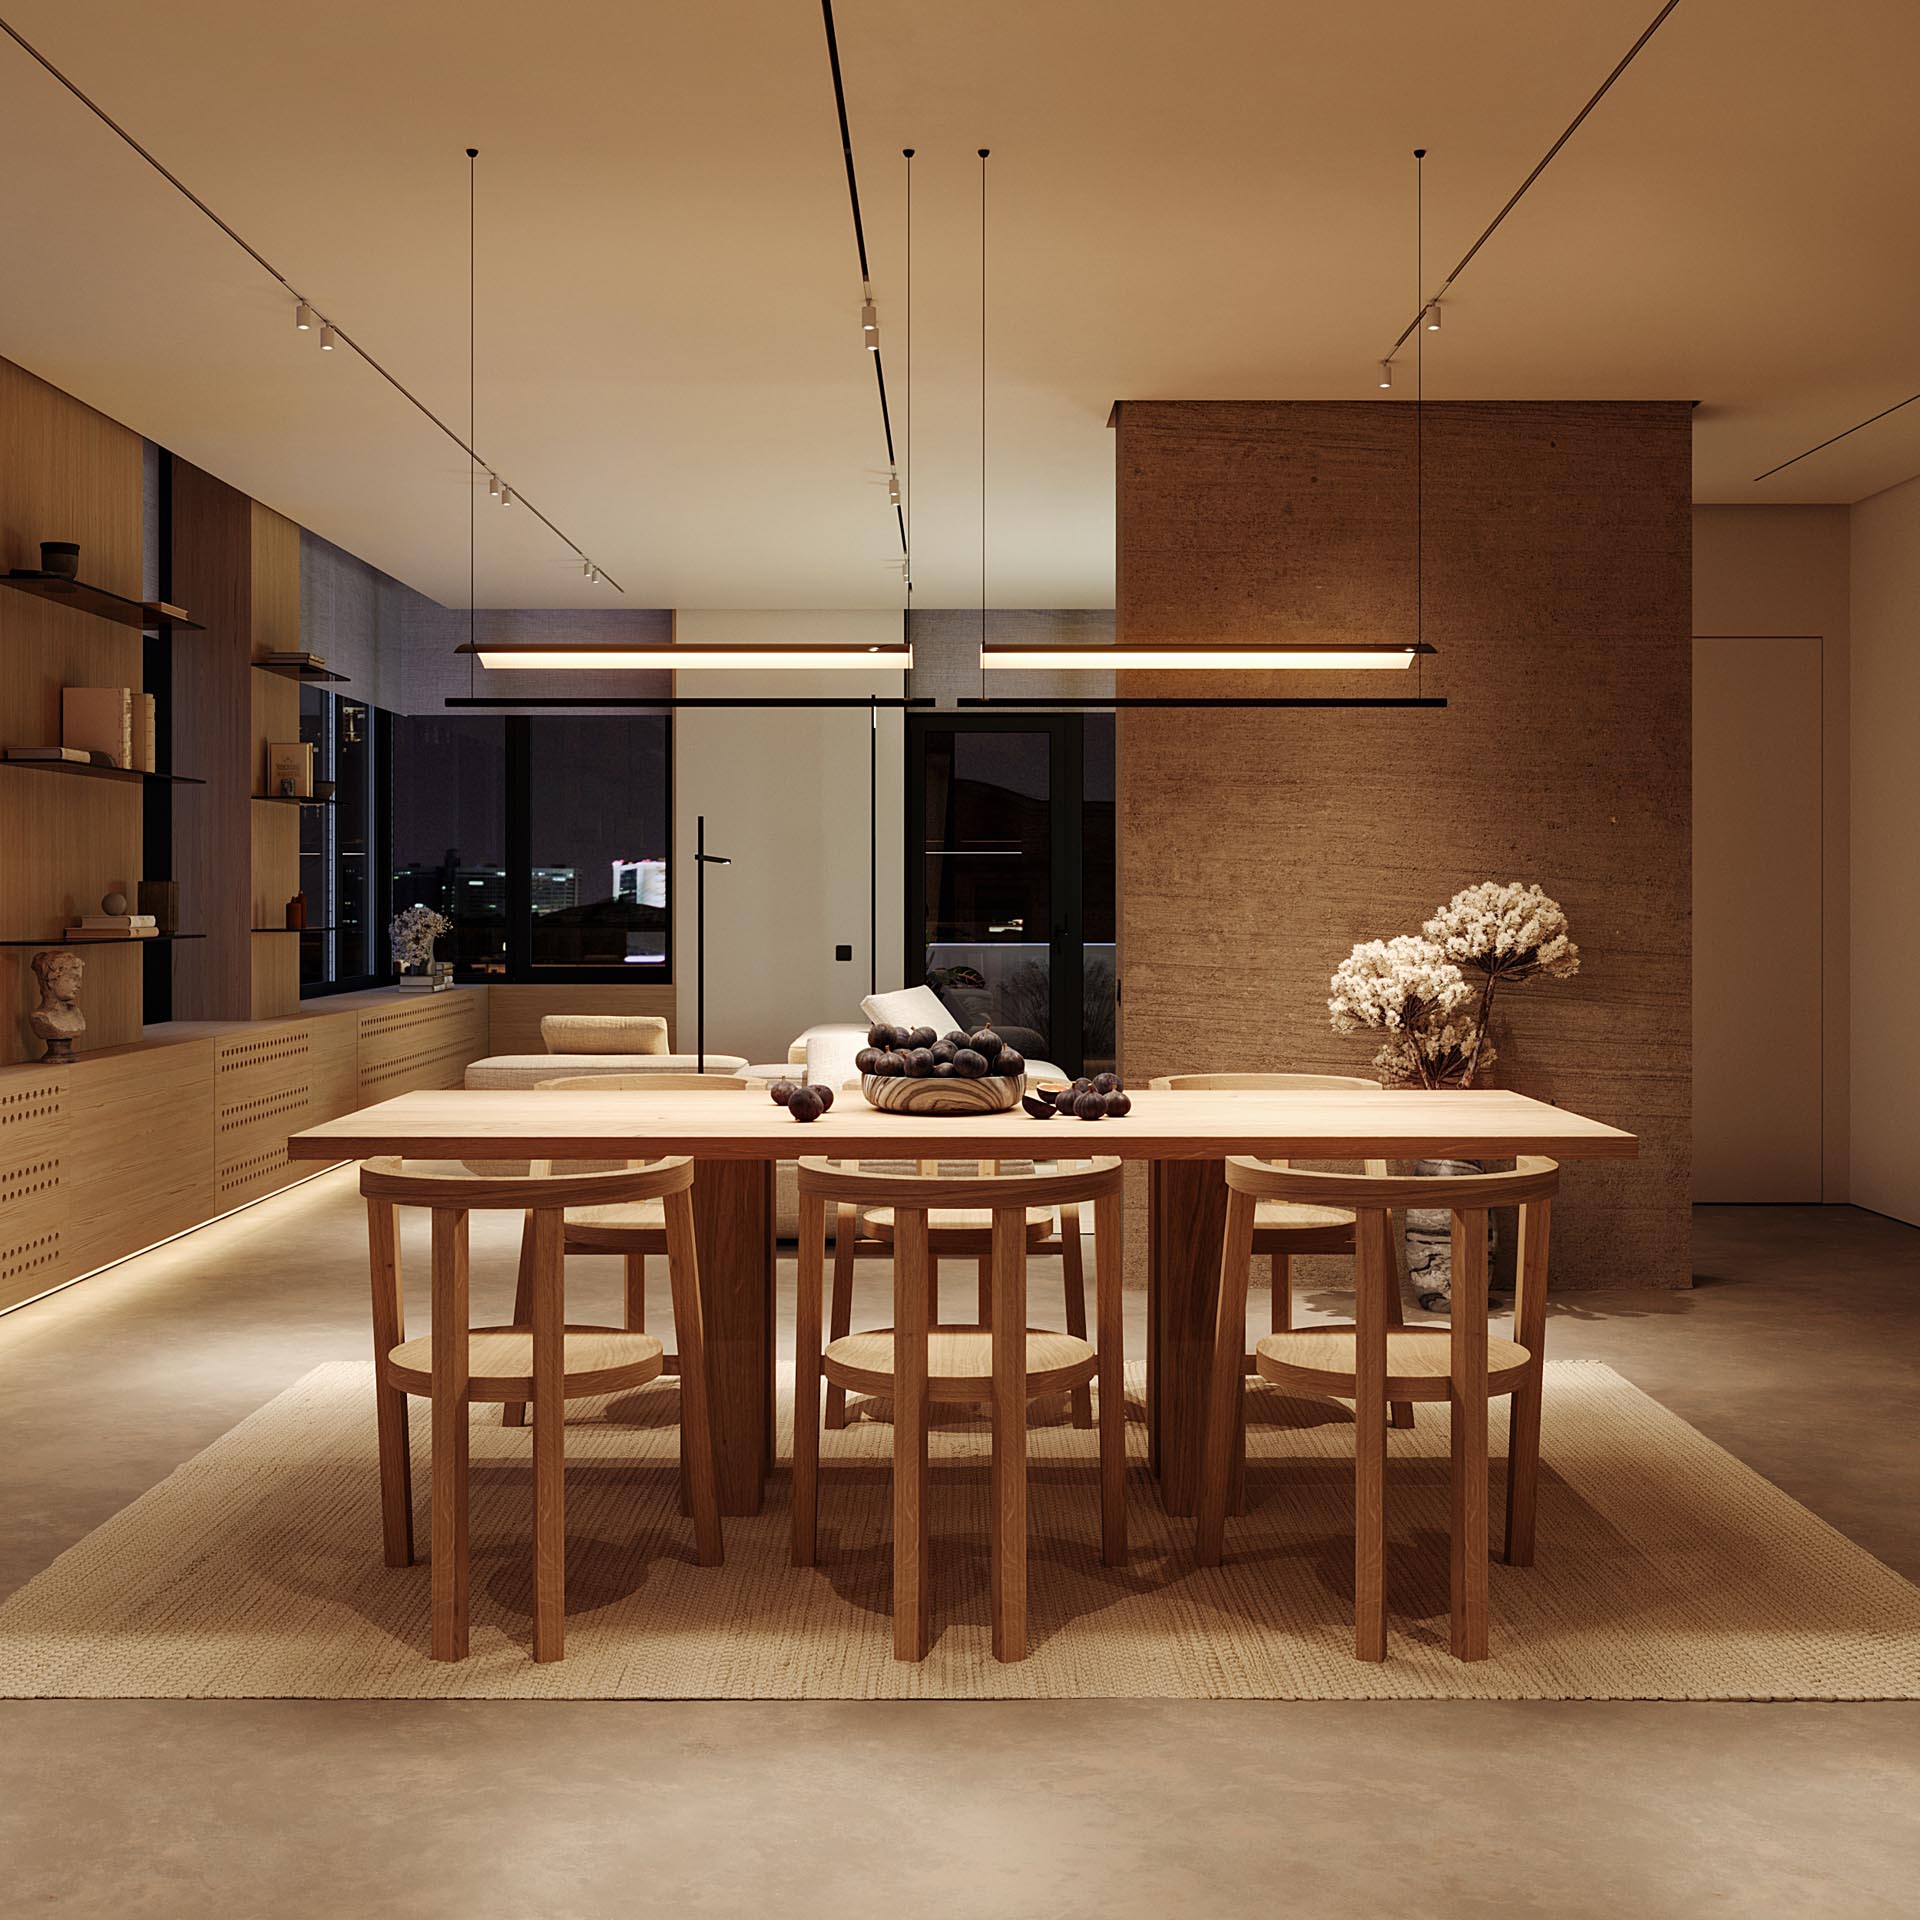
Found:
[672,612,906,1066]
[1691,507,1850,1202]
[1848,480,1920,1226]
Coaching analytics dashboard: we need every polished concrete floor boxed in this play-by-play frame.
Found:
[1,1176,1916,1917]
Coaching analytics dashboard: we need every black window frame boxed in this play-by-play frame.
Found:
[298,694,393,1000]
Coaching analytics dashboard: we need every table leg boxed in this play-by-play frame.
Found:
[1147,1155,1228,1518]
[690,1158,775,1516]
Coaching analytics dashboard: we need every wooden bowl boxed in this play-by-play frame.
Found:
[859,1072,1023,1115]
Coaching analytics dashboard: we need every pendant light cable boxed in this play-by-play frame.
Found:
[904,147,915,604]
[1415,147,1425,703]
[467,147,477,700]
[979,148,990,699]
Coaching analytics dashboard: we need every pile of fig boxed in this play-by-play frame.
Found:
[1021,1071,1130,1122]
[854,1023,1027,1084]
[769,1079,836,1124]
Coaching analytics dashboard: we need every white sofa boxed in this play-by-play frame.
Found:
[465,1052,747,1090]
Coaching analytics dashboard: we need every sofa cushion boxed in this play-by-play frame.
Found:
[465,1053,746,1090]
[859,984,958,1038]
[540,1013,669,1055]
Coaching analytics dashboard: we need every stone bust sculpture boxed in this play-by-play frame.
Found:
[29,947,86,1063]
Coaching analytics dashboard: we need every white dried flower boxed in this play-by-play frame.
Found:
[1329,936,1489,1087]
[1424,881,1579,983]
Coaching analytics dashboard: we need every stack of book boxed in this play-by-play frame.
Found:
[64,913,159,941]
[57,687,158,772]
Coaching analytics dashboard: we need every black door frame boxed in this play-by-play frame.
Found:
[905,710,1088,1076]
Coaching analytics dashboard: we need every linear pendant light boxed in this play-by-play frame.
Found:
[981,643,1430,671]
[455,642,912,671]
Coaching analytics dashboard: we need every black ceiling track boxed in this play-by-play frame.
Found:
[958,696,1449,711]
[444,695,936,710]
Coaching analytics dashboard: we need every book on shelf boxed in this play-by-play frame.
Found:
[259,650,328,669]
[61,687,132,768]
[4,746,114,764]
[64,926,158,940]
[76,913,156,929]
[266,740,315,798]
[134,693,157,773]
[143,600,190,622]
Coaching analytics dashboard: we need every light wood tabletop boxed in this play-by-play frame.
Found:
[287,1085,1637,1166]
[287,1083,1636,1519]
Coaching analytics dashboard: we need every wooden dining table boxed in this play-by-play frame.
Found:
[289,1085,1637,1516]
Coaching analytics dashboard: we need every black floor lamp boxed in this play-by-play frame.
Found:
[694,814,732,1072]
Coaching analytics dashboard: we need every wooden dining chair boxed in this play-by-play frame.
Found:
[791,1155,1127,1664]
[824,1154,1093,1430]
[1195,1155,1559,1663]
[361,1154,723,1665]
[523,1071,751,1362]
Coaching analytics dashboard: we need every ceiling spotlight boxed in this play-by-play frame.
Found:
[861,295,879,350]
[1425,303,1442,332]
[582,558,593,578]
[1377,361,1392,389]
[319,324,337,351]
[500,485,512,508]
[487,473,499,498]
[887,474,901,506]
[294,302,315,332]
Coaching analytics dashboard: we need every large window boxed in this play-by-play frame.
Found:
[388,712,670,982]
[298,687,387,996]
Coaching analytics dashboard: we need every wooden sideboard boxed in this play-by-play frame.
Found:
[0,985,487,1311]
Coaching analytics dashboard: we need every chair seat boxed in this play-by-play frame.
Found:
[563,1198,667,1245]
[861,1204,1056,1249]
[1255,1327,1533,1403]
[383,1325,665,1401]
[1253,1199,1356,1233]
[823,1326,1096,1401]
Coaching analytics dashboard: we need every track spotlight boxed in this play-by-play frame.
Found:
[295,302,315,332]
[887,474,901,506]
[319,324,337,350]
[861,295,879,350]
[1425,303,1442,332]
[1377,361,1392,389]
[500,486,512,508]
[487,473,499,498]
[582,558,593,577]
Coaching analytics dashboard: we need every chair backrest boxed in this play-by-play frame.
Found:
[1149,1071,1378,1091]
[534,1072,751,1092]
[360,1154,694,1211]
[798,1155,1122,1215]
[1224,1154,1560,1212]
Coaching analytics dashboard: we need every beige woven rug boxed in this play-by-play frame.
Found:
[2,1359,1915,1700]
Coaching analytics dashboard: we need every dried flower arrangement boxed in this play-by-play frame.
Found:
[389,904,451,973]
[1329,883,1579,1087]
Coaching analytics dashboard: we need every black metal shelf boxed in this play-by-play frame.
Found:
[0,932,203,947]
[252,925,335,934]
[2,570,204,632]
[251,792,333,807]
[253,659,349,685]
[1,755,204,787]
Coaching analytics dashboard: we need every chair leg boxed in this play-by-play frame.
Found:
[976,1254,992,1328]
[1353,1209,1390,1662]
[1450,1207,1491,1661]
[429,1207,471,1662]
[1505,1198,1552,1567]
[1384,1231,1416,1432]
[624,1251,646,1333]
[661,1187,724,1569]
[892,1212,932,1661]
[1270,1249,1291,1332]
[824,1202,857,1429]
[792,1191,826,1567]
[529,1207,567,1662]
[1195,1188,1257,1567]
[989,1208,1030,1663]
[1093,1190,1127,1568]
[502,1210,536,1428]
[365,1198,414,1568]
[1061,1202,1093,1427]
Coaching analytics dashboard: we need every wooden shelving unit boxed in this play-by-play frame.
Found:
[1,569,204,632]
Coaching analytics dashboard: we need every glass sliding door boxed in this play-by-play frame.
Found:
[907,713,1114,1078]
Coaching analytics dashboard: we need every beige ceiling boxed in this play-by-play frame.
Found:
[1,0,1916,611]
